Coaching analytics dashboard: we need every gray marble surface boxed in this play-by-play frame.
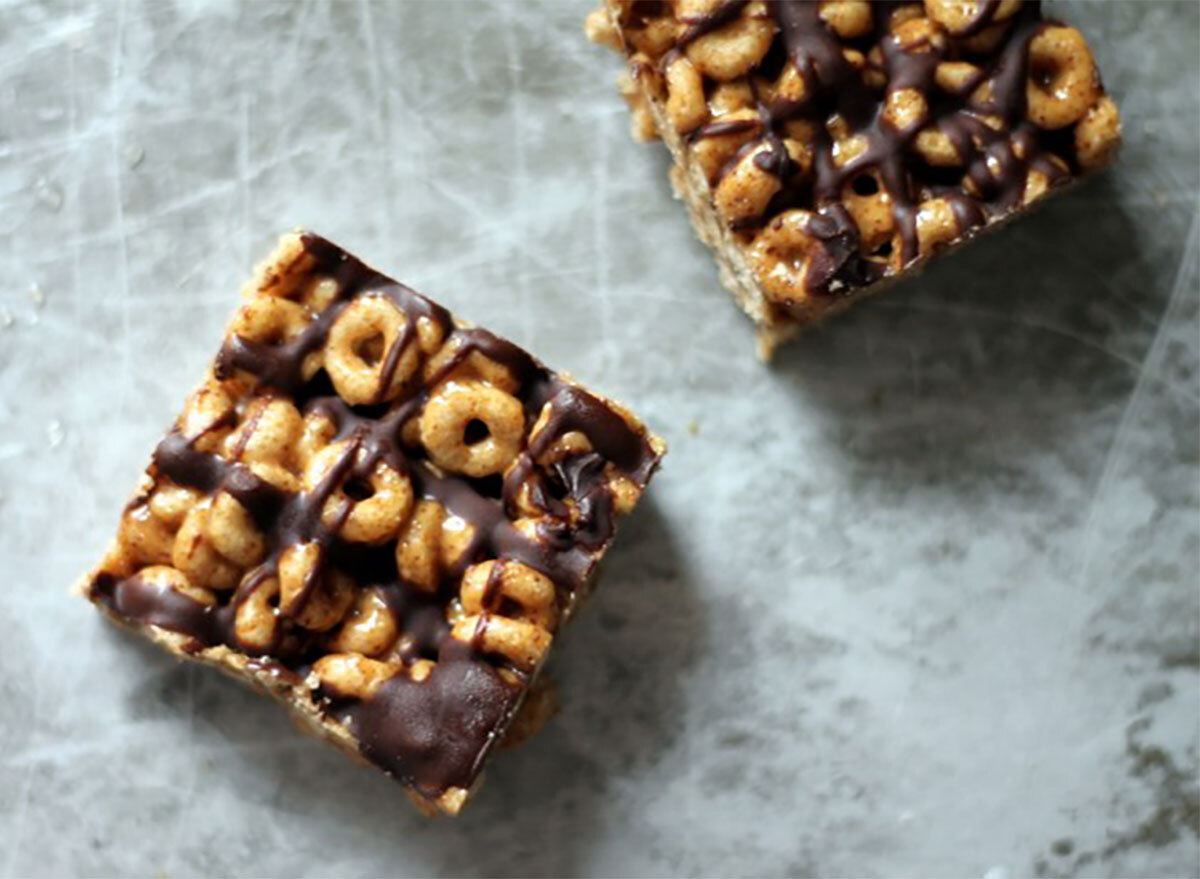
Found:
[0,1,1197,877]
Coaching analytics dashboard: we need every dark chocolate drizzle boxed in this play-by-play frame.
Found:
[673,0,1076,296]
[340,638,517,798]
[90,232,662,797]
[93,571,231,648]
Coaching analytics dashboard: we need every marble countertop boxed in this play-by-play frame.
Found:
[1,1,1197,876]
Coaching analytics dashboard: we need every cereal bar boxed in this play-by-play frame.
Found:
[587,0,1122,358]
[79,232,666,815]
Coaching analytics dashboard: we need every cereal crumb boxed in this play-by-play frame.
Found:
[1153,189,1168,207]
[1050,838,1074,857]
[0,307,13,328]
[34,177,64,212]
[47,420,65,449]
[686,418,699,436]
[28,283,45,308]
[124,144,145,170]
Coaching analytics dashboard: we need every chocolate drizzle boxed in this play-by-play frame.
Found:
[93,571,231,648]
[675,0,1076,295]
[341,638,518,797]
[89,232,663,799]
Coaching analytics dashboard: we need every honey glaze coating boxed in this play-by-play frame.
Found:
[87,232,664,806]
[605,0,1121,306]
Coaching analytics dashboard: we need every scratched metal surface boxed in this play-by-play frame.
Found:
[0,2,1197,877]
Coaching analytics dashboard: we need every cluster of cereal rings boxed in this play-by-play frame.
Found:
[106,271,643,702]
[590,0,1122,303]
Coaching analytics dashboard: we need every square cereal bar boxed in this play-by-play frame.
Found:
[587,0,1122,358]
[79,232,665,815]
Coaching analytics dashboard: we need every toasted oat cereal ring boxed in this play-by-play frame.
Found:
[422,335,519,394]
[708,81,755,115]
[461,560,558,631]
[1021,153,1070,205]
[230,295,311,346]
[1026,26,1099,130]
[419,381,525,478]
[147,485,202,529]
[1074,95,1121,171]
[690,109,763,184]
[136,565,216,609]
[665,54,708,135]
[685,3,776,82]
[298,276,341,313]
[408,658,436,683]
[437,513,476,574]
[312,653,399,700]
[245,459,302,494]
[934,60,983,95]
[295,568,356,633]
[205,491,266,568]
[395,499,446,592]
[924,0,1020,35]
[228,296,321,383]
[327,588,399,657]
[325,295,420,405]
[783,118,820,169]
[222,396,303,466]
[275,542,355,633]
[526,406,594,466]
[769,63,810,107]
[304,440,414,545]
[675,0,724,18]
[830,127,869,168]
[819,1,873,39]
[913,127,964,167]
[1021,168,1052,205]
[392,501,474,594]
[749,210,828,304]
[173,502,241,591]
[624,14,680,58]
[713,141,784,225]
[913,198,962,257]
[884,88,930,134]
[891,16,947,55]
[233,573,280,653]
[609,474,642,516]
[451,614,552,672]
[277,540,322,616]
[887,3,926,33]
[295,407,338,471]
[178,380,235,451]
[784,137,816,184]
[842,172,897,254]
[118,503,177,567]
[584,5,622,51]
